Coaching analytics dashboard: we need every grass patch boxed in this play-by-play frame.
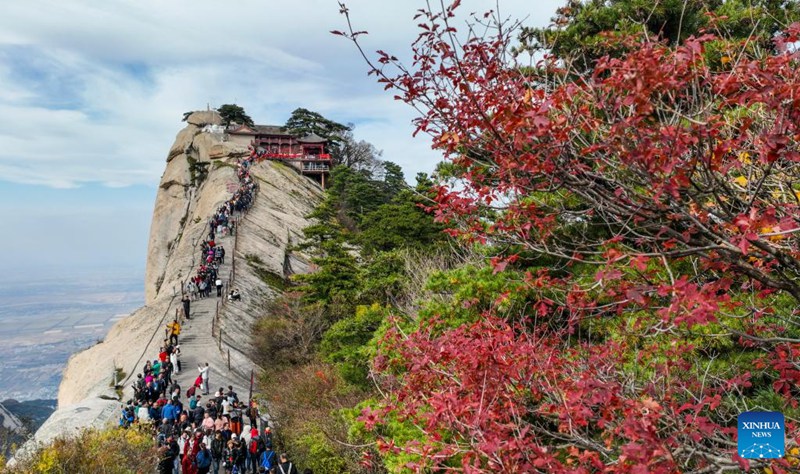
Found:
[213,160,237,170]
[245,253,264,265]
[254,267,290,291]
[187,156,210,185]
[245,254,290,291]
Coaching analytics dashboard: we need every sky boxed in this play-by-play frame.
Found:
[0,0,564,279]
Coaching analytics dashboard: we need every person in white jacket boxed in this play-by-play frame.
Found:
[199,362,210,394]
[171,347,180,374]
[137,402,151,423]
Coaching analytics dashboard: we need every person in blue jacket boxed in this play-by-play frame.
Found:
[259,446,276,471]
[195,441,213,474]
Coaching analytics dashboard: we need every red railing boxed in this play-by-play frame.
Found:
[258,152,331,161]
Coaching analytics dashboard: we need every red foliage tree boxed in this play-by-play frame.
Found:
[338,2,800,472]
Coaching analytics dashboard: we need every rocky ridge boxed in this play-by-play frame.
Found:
[15,111,323,459]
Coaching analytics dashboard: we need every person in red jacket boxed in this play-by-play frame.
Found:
[182,429,203,474]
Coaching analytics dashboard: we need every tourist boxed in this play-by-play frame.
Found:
[246,400,259,430]
[230,401,243,436]
[275,453,299,474]
[158,445,174,474]
[210,430,225,474]
[137,401,151,423]
[162,399,178,423]
[259,446,276,472]
[202,412,216,431]
[199,362,210,394]
[262,427,273,449]
[182,293,191,319]
[231,434,247,473]
[167,319,181,345]
[171,345,181,374]
[196,442,213,474]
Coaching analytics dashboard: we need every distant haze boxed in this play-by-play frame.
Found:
[0,269,144,400]
[0,182,153,280]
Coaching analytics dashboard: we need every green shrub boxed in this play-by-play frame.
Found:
[320,304,386,387]
[294,431,349,474]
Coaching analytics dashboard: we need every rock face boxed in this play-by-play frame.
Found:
[18,111,323,459]
[0,402,23,432]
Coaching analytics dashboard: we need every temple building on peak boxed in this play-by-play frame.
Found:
[226,124,331,188]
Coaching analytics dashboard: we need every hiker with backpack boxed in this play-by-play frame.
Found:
[275,454,298,474]
[196,442,213,474]
[259,446,277,472]
[246,428,265,474]
[119,404,135,428]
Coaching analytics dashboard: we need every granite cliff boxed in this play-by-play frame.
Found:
[17,111,323,456]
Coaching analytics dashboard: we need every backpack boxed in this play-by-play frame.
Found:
[249,437,259,454]
[278,463,294,474]
[260,450,275,469]
[187,386,196,398]
[196,448,212,468]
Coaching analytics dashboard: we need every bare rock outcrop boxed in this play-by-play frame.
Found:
[185,110,223,127]
[18,111,323,459]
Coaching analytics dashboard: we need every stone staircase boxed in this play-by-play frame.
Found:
[127,228,250,405]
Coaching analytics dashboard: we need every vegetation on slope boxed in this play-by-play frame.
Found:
[15,1,800,472]
[1,426,157,474]
[321,1,800,472]
[249,159,449,473]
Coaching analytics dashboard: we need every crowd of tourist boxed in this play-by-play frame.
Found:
[117,154,305,473]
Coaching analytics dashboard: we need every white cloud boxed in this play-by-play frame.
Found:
[0,0,564,188]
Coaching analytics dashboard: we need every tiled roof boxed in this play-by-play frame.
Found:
[298,132,326,143]
[253,125,286,135]
[228,125,328,144]
[227,124,287,135]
